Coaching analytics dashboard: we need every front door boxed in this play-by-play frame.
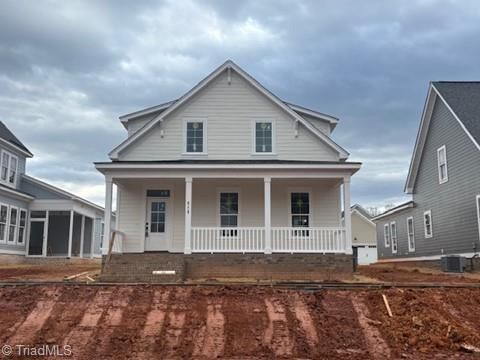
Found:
[145,198,170,251]
[28,220,46,256]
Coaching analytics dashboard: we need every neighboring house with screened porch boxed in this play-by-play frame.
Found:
[95,60,361,281]
[374,82,480,261]
[0,121,105,259]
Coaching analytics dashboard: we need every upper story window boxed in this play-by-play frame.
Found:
[1,150,18,186]
[185,120,206,154]
[437,145,448,184]
[254,121,273,154]
[424,210,433,238]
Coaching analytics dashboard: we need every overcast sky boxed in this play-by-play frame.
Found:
[1,0,480,209]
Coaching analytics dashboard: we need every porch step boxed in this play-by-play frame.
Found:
[99,253,185,283]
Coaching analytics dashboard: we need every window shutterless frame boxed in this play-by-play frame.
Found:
[390,221,397,254]
[252,119,275,155]
[383,223,390,247]
[423,210,433,238]
[437,145,448,184]
[183,118,207,155]
[407,216,415,252]
[0,203,8,243]
[7,206,18,243]
[0,150,18,188]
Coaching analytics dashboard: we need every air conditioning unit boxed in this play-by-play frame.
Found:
[441,255,466,273]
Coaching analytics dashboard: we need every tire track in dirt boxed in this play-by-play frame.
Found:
[93,287,135,356]
[134,288,170,359]
[290,293,318,350]
[192,298,225,358]
[157,287,191,358]
[223,288,267,357]
[7,287,62,345]
[351,294,390,359]
[62,288,112,358]
[264,297,293,357]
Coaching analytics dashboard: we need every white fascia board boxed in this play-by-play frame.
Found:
[371,202,414,221]
[286,103,339,124]
[0,137,33,158]
[119,100,177,122]
[0,186,35,201]
[109,60,349,160]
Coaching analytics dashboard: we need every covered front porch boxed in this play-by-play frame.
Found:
[97,162,360,256]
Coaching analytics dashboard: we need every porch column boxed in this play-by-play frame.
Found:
[264,177,272,254]
[343,176,353,255]
[67,210,74,258]
[79,215,85,258]
[103,176,113,255]
[184,177,192,254]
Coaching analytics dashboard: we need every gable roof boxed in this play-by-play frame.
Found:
[351,204,372,219]
[0,121,33,157]
[371,201,415,221]
[404,82,480,193]
[109,60,349,160]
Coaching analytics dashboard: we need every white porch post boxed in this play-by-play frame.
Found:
[79,215,85,258]
[343,176,353,255]
[184,177,192,254]
[67,210,74,258]
[103,176,113,255]
[264,177,272,254]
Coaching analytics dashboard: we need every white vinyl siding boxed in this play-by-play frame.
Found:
[437,145,448,184]
[407,216,415,252]
[390,221,397,254]
[424,210,433,238]
[383,224,390,247]
[119,71,340,161]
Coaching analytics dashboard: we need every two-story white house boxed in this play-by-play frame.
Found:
[96,60,361,281]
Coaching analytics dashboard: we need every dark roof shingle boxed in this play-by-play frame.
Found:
[0,121,32,155]
[433,81,480,146]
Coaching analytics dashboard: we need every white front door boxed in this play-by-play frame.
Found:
[145,198,170,251]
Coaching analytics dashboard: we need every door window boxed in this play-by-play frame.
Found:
[150,201,166,233]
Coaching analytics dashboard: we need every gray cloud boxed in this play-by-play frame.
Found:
[1,0,480,207]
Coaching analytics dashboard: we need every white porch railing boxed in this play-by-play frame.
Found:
[191,227,346,253]
[271,227,345,253]
[191,227,265,253]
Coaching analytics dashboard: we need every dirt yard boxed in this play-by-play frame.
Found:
[1,285,480,359]
[0,260,101,281]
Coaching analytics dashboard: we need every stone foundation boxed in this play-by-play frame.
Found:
[100,252,353,282]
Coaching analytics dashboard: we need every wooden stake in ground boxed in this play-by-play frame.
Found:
[64,271,89,281]
[382,294,393,317]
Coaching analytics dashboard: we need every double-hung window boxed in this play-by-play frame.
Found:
[1,151,18,186]
[220,192,239,236]
[7,207,17,243]
[390,222,397,254]
[185,120,206,153]
[407,216,415,252]
[0,204,8,243]
[18,209,27,245]
[384,224,390,247]
[424,210,433,238]
[437,145,448,184]
[254,121,273,153]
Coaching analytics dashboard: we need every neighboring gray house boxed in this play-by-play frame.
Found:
[0,122,105,258]
[374,82,480,261]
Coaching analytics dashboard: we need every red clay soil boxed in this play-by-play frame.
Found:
[1,285,480,359]
[358,264,480,283]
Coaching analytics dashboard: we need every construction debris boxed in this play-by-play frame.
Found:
[63,271,89,281]
[382,294,393,317]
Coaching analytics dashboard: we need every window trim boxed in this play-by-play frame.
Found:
[288,189,312,228]
[7,205,18,244]
[216,188,241,227]
[183,118,208,155]
[390,221,398,254]
[0,150,18,188]
[407,216,415,252]
[0,203,8,244]
[17,208,27,245]
[437,145,448,184]
[383,223,390,247]
[424,210,433,238]
[252,119,276,155]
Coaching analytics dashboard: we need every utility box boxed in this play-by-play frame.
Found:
[441,255,466,273]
